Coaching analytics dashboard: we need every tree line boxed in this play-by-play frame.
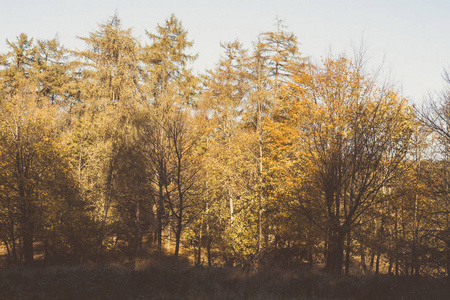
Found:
[0,14,449,278]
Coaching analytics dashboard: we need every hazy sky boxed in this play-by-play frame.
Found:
[1,0,449,103]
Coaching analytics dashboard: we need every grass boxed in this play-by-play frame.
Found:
[0,256,449,299]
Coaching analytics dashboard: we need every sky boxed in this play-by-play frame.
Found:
[1,0,449,104]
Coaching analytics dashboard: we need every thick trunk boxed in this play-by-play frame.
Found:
[325,229,345,275]
[174,227,182,258]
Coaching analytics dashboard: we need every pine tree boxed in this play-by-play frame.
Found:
[73,13,144,251]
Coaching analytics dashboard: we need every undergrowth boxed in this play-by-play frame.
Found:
[0,256,448,299]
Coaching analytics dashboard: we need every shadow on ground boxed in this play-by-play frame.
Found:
[0,256,449,300]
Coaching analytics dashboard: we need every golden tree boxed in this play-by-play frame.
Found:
[266,55,414,274]
[73,14,145,251]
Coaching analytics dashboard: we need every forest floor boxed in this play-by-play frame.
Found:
[0,254,449,300]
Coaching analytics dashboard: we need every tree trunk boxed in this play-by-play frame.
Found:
[174,151,184,258]
[23,229,34,265]
[258,91,264,252]
[369,250,375,273]
[166,215,171,252]
[9,223,18,265]
[376,203,386,275]
[206,221,212,267]
[325,228,345,275]
[196,215,203,266]
[388,254,393,275]
[135,200,142,257]
[174,226,182,258]
[375,253,381,275]
[395,208,399,276]
[345,231,351,275]
[412,194,420,277]
[4,240,11,266]
[360,245,367,275]
[100,157,115,250]
[19,184,34,265]
[395,258,399,276]
[157,179,164,255]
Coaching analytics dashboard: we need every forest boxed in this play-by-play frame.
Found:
[1,13,450,294]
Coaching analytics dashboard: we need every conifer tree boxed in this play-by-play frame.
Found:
[73,13,144,251]
[0,34,85,264]
[141,14,198,255]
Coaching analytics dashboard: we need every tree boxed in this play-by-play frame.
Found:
[200,41,262,265]
[0,34,89,264]
[266,55,414,274]
[141,14,198,255]
[255,18,305,92]
[418,69,450,278]
[73,13,144,251]
[249,20,307,253]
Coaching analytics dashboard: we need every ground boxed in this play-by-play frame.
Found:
[0,255,448,300]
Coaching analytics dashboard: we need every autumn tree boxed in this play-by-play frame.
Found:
[200,41,263,265]
[249,20,307,254]
[141,14,198,255]
[257,21,300,87]
[72,14,147,253]
[418,69,450,278]
[266,55,414,274]
[0,34,91,264]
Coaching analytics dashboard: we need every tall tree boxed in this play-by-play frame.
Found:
[248,20,307,253]
[0,34,85,264]
[255,18,305,92]
[73,13,143,251]
[142,14,198,255]
[201,41,262,265]
[266,56,414,274]
[418,69,450,278]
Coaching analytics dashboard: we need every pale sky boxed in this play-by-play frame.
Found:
[1,0,449,103]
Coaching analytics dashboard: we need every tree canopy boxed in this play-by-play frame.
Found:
[0,14,449,280]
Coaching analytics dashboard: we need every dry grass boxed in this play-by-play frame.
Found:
[0,256,448,299]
